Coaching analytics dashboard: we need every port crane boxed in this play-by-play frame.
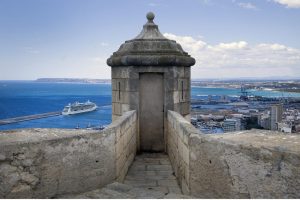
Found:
[239,84,251,101]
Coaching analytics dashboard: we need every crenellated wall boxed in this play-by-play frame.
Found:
[167,110,300,198]
[0,110,137,198]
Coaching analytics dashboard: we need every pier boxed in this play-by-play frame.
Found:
[0,111,61,125]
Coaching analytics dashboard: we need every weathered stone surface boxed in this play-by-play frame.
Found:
[0,111,137,198]
[167,110,300,198]
[164,193,193,199]
[60,181,193,199]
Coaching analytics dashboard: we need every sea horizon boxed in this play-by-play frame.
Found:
[1,81,300,131]
[1,76,300,82]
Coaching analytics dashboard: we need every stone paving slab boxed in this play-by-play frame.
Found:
[123,153,182,195]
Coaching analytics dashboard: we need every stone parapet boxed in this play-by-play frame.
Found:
[107,110,137,181]
[0,110,137,198]
[167,110,300,198]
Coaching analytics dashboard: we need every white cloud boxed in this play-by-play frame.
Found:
[274,0,300,8]
[163,33,300,78]
[237,2,258,10]
[164,33,206,52]
[216,41,248,50]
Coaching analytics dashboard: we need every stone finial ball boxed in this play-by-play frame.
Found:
[146,12,155,21]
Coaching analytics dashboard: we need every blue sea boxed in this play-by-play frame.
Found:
[0,81,300,131]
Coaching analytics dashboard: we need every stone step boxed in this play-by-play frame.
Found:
[60,182,193,199]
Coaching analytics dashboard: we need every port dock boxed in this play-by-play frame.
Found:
[0,111,61,125]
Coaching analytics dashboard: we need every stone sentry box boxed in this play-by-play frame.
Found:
[107,12,195,152]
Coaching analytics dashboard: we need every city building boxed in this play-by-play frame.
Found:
[278,122,292,133]
[270,104,283,131]
[223,118,242,132]
[258,114,271,130]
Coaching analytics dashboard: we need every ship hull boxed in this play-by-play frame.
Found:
[62,106,97,115]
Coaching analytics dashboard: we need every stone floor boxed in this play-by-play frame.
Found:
[59,153,192,199]
[124,153,182,195]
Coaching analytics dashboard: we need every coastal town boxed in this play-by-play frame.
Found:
[190,80,300,134]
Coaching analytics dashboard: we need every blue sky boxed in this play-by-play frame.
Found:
[0,0,300,80]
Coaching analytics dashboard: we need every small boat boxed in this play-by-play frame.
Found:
[62,100,97,115]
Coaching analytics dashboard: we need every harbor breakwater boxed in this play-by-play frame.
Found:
[0,112,61,125]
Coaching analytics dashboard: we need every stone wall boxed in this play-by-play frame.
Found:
[0,110,137,198]
[167,110,192,195]
[167,110,300,198]
[109,111,137,181]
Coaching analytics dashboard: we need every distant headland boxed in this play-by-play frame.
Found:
[35,78,111,84]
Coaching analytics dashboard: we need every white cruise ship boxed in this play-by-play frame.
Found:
[62,100,97,115]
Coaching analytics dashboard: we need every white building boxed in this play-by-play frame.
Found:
[277,122,292,133]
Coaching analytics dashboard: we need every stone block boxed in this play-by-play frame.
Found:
[184,67,191,78]
[174,103,181,114]
[183,131,189,146]
[165,78,178,91]
[116,141,122,159]
[181,179,190,195]
[124,78,139,92]
[121,104,130,113]
[120,121,130,135]
[128,187,165,199]
[112,103,122,115]
[178,140,184,161]
[137,66,166,74]
[125,128,132,147]
[181,102,190,115]
[122,92,139,105]
[105,182,133,193]
[112,91,121,103]
[116,155,126,177]
[184,90,191,101]
[178,126,184,140]
[182,144,189,165]
[147,164,173,171]
[112,114,120,122]
[173,91,180,104]
[116,126,121,143]
[178,79,189,91]
[129,103,138,111]
[184,163,190,186]
[157,179,179,187]
[124,180,157,187]
[168,186,182,194]
[112,67,138,79]
[111,79,125,91]
[168,66,185,78]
